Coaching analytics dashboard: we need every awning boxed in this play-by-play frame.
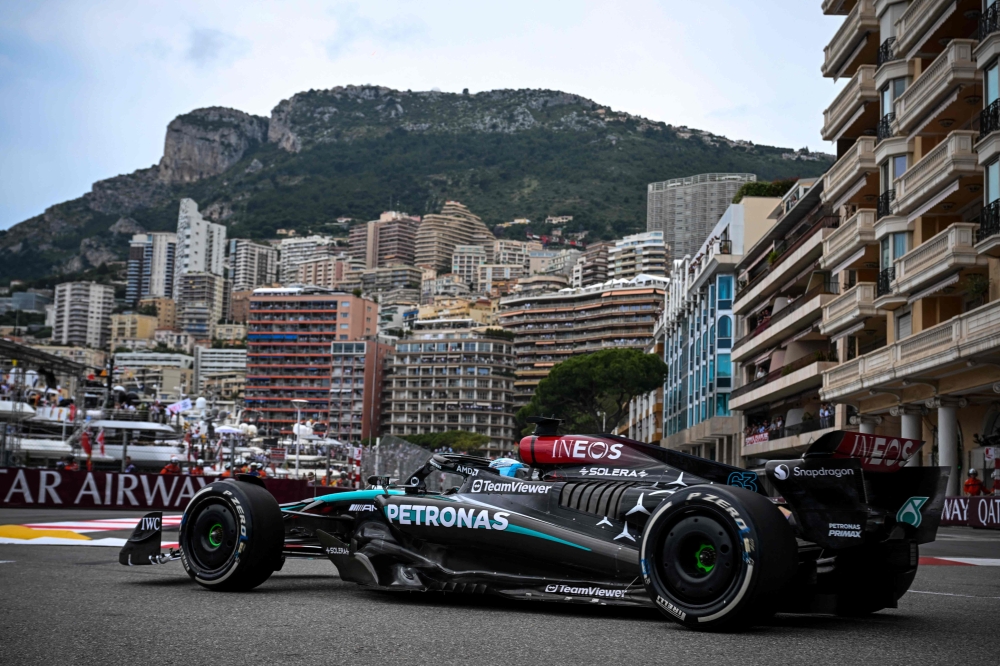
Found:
[907,179,960,223]
[749,347,778,366]
[830,247,867,276]
[830,321,866,343]
[908,273,961,304]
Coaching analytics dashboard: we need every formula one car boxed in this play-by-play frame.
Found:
[120,417,947,630]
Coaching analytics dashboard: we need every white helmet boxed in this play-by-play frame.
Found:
[196,459,204,465]
[170,455,179,463]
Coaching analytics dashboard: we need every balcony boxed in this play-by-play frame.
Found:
[893,40,978,136]
[743,423,842,458]
[823,0,878,79]
[895,0,978,61]
[822,136,877,207]
[821,282,878,336]
[892,131,980,217]
[976,199,1000,257]
[730,357,838,412]
[731,287,836,364]
[823,296,1000,401]
[822,65,878,141]
[982,3,1000,40]
[821,208,876,271]
[874,266,907,310]
[733,221,837,315]
[893,223,984,295]
[823,0,857,15]
[876,112,896,142]
[876,36,897,68]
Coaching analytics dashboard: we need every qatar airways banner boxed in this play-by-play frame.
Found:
[940,496,1000,530]
[0,467,310,510]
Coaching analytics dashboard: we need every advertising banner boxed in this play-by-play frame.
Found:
[0,467,310,510]
[940,496,1000,529]
[745,432,770,446]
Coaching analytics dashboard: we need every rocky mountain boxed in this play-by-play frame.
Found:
[0,86,834,281]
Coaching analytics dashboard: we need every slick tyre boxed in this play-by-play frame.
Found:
[640,485,796,631]
[179,479,283,591]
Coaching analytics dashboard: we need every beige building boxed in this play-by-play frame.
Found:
[110,313,158,350]
[451,245,489,288]
[348,211,421,268]
[28,345,107,370]
[414,201,495,273]
[214,323,247,343]
[498,274,667,404]
[818,0,1000,495]
[417,297,494,325]
[477,264,525,295]
[384,319,517,455]
[296,254,364,289]
[571,242,613,288]
[139,297,177,331]
[492,240,541,267]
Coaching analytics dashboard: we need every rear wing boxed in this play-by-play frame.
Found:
[805,430,923,472]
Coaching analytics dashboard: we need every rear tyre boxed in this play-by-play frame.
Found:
[640,485,796,631]
[180,479,283,591]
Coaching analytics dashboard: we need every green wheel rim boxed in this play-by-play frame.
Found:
[207,523,224,549]
[694,543,716,574]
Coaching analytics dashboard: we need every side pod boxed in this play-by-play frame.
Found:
[118,511,164,566]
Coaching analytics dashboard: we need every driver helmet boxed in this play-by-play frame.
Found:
[489,457,526,478]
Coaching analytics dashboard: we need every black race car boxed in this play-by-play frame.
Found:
[120,417,947,630]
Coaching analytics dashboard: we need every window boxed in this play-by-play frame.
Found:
[893,232,908,260]
[340,324,349,329]
[341,302,350,307]
[988,61,999,107]
[717,354,732,378]
[718,316,732,337]
[896,311,912,340]
[880,78,906,118]
[881,236,891,270]
[987,159,1000,204]
[716,393,730,417]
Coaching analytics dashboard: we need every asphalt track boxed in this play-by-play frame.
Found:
[1,509,998,666]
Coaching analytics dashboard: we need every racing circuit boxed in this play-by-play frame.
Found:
[1,507,998,666]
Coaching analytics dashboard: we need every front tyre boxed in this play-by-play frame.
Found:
[640,485,796,631]
[180,479,283,591]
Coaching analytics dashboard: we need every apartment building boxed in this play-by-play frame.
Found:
[244,286,377,436]
[624,326,665,444]
[540,249,582,278]
[422,273,471,303]
[194,347,247,393]
[173,199,226,297]
[176,272,225,341]
[113,351,194,398]
[492,240,540,267]
[384,319,516,454]
[28,345,106,370]
[729,180,840,462]
[360,265,424,295]
[52,282,115,349]
[571,241,613,288]
[418,297,495,325]
[228,239,278,293]
[818,0,1000,495]
[127,232,176,304]
[110,313,158,350]
[609,231,668,279]
[512,274,569,294]
[414,201,495,273]
[450,246,489,290]
[328,340,392,442]
[647,173,757,264]
[228,291,252,324]
[498,274,667,404]
[296,254,364,289]
[662,197,780,466]
[139,297,176,331]
[478,264,525,295]
[348,211,421,268]
[279,235,340,284]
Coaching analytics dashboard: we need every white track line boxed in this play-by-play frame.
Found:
[910,590,1000,600]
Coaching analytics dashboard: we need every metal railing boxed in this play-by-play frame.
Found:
[877,266,895,296]
[735,216,839,299]
[979,200,1000,243]
[877,37,897,68]
[876,113,896,143]
[733,282,839,350]
[981,99,1000,139]
[731,350,835,400]
[877,189,895,219]
[980,3,1000,40]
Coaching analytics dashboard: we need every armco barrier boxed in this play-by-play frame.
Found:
[940,496,1000,529]
[0,467,310,510]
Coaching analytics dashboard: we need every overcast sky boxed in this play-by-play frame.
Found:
[0,0,845,229]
